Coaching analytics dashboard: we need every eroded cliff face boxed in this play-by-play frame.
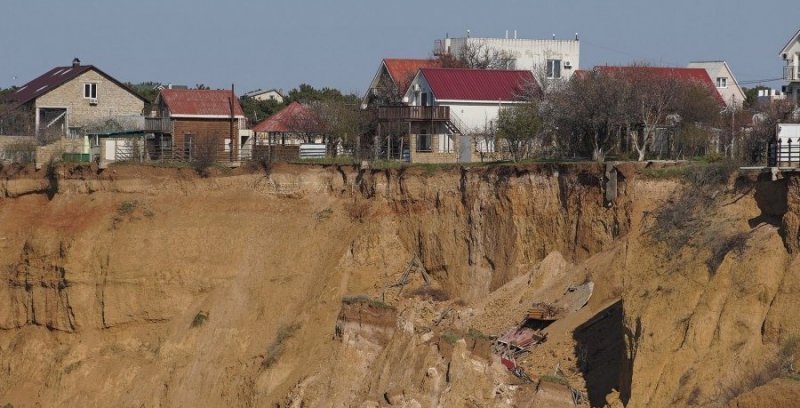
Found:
[0,163,797,407]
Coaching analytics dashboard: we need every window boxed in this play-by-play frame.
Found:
[716,77,727,88]
[546,59,562,79]
[83,83,97,99]
[416,134,432,152]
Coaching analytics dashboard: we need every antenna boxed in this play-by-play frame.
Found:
[575,32,579,41]
[467,29,470,38]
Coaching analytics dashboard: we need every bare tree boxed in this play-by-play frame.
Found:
[438,40,516,70]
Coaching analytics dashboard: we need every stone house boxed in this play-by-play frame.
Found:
[3,58,147,141]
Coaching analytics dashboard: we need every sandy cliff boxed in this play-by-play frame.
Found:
[0,162,798,407]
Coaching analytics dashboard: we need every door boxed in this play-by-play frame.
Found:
[458,135,471,162]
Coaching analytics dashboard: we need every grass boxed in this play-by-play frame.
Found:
[313,207,333,221]
[63,361,82,374]
[118,200,138,215]
[467,328,491,340]
[191,311,209,328]
[341,295,394,310]
[441,331,461,344]
[406,287,450,302]
[262,323,301,369]
[539,374,570,386]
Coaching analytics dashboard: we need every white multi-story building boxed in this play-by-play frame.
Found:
[781,28,800,106]
[433,32,580,80]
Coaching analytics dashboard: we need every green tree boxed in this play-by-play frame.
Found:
[239,96,284,125]
[496,101,543,162]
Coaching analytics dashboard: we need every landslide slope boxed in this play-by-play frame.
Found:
[0,162,797,407]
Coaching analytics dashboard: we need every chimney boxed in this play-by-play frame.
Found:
[72,58,80,68]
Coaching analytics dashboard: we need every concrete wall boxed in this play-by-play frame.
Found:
[35,69,145,132]
[444,36,580,78]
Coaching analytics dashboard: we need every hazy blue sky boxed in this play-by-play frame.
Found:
[1,0,797,95]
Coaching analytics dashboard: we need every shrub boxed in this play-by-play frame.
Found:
[314,207,333,221]
[539,374,569,386]
[467,328,491,340]
[441,331,461,344]
[262,323,301,369]
[706,233,748,274]
[191,311,209,328]
[341,295,394,310]
[406,286,450,302]
[118,200,138,215]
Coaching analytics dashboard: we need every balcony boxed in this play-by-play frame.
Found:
[785,65,800,82]
[378,106,450,122]
[145,117,174,133]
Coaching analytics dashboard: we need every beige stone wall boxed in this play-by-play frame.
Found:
[408,133,458,163]
[36,70,144,130]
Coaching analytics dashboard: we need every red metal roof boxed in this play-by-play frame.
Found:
[159,89,244,117]
[383,59,440,92]
[252,101,310,133]
[5,63,147,107]
[419,68,536,102]
[592,65,724,104]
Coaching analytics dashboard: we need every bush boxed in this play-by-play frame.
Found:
[118,200,138,215]
[406,287,450,302]
[262,323,301,369]
[706,233,748,274]
[191,311,209,328]
[341,295,394,310]
[539,374,569,386]
[441,331,461,344]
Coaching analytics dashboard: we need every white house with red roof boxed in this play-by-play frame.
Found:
[377,68,535,163]
[146,88,249,162]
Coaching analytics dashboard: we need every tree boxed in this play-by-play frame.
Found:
[496,100,543,162]
[239,95,284,125]
[438,40,516,69]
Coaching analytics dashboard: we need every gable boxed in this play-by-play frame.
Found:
[6,65,147,107]
[780,29,800,56]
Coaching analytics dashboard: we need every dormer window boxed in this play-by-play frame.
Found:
[716,77,727,88]
[83,83,97,99]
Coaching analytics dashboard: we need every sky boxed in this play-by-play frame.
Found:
[1,0,797,96]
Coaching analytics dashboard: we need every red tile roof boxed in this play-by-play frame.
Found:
[5,63,147,107]
[159,89,244,117]
[419,68,536,102]
[252,101,310,133]
[383,59,440,92]
[592,65,723,104]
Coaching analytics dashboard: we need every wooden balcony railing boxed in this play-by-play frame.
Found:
[145,117,173,133]
[378,106,450,122]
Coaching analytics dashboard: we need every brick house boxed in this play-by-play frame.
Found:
[3,58,147,141]
[145,88,247,162]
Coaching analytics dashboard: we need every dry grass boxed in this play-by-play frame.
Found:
[406,286,450,302]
